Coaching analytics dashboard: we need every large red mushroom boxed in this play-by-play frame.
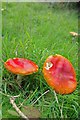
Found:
[43,54,77,94]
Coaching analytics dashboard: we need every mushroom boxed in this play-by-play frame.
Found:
[70,32,79,37]
[4,58,38,86]
[43,54,77,94]
[70,32,80,43]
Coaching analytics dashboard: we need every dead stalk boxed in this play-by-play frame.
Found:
[53,90,63,118]
[10,97,29,120]
[32,90,50,105]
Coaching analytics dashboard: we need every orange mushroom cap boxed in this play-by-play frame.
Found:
[43,54,77,94]
[4,58,38,75]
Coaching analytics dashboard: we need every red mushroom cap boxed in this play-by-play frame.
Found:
[4,58,38,75]
[43,54,77,94]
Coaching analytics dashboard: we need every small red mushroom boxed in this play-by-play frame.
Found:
[4,58,38,86]
[4,58,38,75]
[43,54,77,94]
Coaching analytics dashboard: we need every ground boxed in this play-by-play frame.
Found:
[2,2,79,119]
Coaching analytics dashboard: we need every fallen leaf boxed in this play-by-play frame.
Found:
[8,110,19,117]
[21,106,40,118]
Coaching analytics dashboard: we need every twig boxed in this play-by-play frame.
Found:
[13,94,20,98]
[10,97,29,120]
[0,91,28,119]
[53,90,63,118]
[32,90,49,105]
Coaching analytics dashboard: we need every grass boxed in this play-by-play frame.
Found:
[2,2,79,119]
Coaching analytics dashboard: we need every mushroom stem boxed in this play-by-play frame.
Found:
[17,75,22,81]
[16,75,23,87]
